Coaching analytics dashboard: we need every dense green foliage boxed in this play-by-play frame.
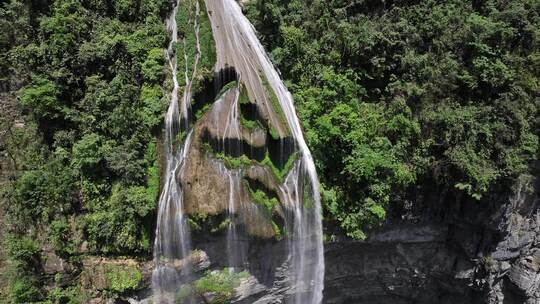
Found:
[245,0,540,239]
[176,268,249,304]
[104,264,143,293]
[0,0,171,301]
[4,235,42,302]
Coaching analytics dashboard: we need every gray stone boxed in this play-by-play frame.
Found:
[508,261,540,297]
[42,251,69,274]
[233,276,267,302]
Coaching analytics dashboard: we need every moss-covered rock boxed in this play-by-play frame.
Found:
[80,257,147,295]
[176,268,250,304]
[104,264,142,293]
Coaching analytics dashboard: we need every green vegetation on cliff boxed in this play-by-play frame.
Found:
[104,264,143,293]
[175,0,216,96]
[245,0,540,239]
[176,268,249,304]
[0,0,171,301]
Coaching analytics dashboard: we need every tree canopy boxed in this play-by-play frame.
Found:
[1,0,170,301]
[245,0,540,239]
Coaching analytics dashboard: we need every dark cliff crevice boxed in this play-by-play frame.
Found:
[324,171,540,304]
[200,128,266,161]
[190,66,238,122]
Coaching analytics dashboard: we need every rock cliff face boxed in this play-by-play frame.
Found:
[324,173,539,304]
[35,182,538,304]
[116,171,537,304]
[27,169,537,304]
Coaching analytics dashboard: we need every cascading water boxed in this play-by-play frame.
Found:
[152,0,200,302]
[152,0,324,302]
[205,0,325,302]
[151,129,193,302]
[209,88,247,270]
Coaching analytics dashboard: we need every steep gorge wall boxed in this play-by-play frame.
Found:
[1,1,538,303]
[324,173,540,304]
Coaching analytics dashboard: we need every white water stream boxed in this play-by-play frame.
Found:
[205,0,324,302]
[151,0,200,302]
[153,0,324,302]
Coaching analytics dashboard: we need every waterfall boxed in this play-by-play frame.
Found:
[205,0,325,302]
[210,88,248,269]
[152,0,324,302]
[210,86,242,152]
[151,0,199,302]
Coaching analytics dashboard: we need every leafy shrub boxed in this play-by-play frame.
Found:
[104,264,143,293]
[71,133,104,173]
[141,48,165,83]
[5,235,43,302]
[250,189,279,214]
[192,269,249,304]
[12,159,75,225]
[9,277,41,303]
[48,219,75,258]
[20,75,62,120]
[140,84,164,129]
[82,184,154,254]
[48,286,83,304]
[5,235,40,272]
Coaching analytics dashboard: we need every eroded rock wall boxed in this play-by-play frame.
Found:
[324,174,539,304]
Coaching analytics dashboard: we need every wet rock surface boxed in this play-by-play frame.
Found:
[324,175,539,304]
[112,176,539,304]
[324,230,482,304]
[116,173,539,304]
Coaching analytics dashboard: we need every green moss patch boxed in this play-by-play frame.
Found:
[216,81,238,99]
[261,150,299,183]
[188,213,229,235]
[195,102,212,120]
[176,268,249,304]
[238,84,250,104]
[215,152,252,169]
[260,73,289,134]
[173,130,188,149]
[240,115,265,132]
[271,221,283,241]
[211,219,231,234]
[104,264,143,293]
[249,189,279,214]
